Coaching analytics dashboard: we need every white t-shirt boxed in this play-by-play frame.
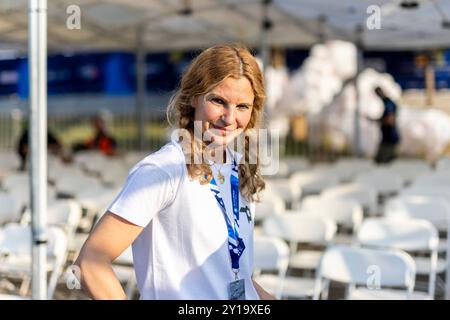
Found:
[108,140,259,300]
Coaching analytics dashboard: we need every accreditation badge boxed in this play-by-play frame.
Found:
[229,278,245,300]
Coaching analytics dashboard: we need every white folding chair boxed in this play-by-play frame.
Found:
[97,161,129,187]
[0,193,21,225]
[21,199,82,239]
[254,192,285,225]
[300,196,364,244]
[0,224,68,299]
[436,157,450,172]
[314,245,416,300]
[357,217,439,299]
[411,174,450,189]
[281,157,310,177]
[264,179,301,208]
[54,172,104,198]
[401,185,450,201]
[253,235,290,299]
[262,213,337,299]
[1,173,29,192]
[321,183,378,216]
[290,170,339,196]
[334,158,375,182]
[388,160,432,185]
[0,152,20,175]
[354,170,403,198]
[385,195,450,299]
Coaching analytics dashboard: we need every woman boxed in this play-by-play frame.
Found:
[75,44,274,300]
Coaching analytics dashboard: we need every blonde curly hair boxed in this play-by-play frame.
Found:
[167,44,266,202]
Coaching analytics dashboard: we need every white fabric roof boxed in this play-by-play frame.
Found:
[0,0,450,52]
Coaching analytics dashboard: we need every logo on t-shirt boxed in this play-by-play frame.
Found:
[240,206,252,223]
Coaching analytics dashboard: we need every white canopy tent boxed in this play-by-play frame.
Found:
[1,0,450,300]
[1,0,450,52]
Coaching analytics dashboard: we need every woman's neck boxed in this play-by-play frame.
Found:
[209,146,228,164]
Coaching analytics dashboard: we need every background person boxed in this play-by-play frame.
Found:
[72,115,117,156]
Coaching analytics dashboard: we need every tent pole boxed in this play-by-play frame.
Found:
[425,52,435,107]
[29,0,48,300]
[354,26,364,158]
[260,0,272,72]
[260,0,272,131]
[136,24,146,151]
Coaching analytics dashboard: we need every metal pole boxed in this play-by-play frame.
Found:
[29,0,48,300]
[354,25,364,158]
[260,0,272,132]
[425,51,435,107]
[260,0,272,72]
[136,24,146,151]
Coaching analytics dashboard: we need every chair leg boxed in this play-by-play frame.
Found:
[19,275,31,296]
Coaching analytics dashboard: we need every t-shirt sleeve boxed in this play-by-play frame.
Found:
[107,164,175,227]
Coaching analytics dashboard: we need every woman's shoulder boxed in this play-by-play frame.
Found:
[130,140,186,178]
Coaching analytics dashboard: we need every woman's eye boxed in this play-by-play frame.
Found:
[238,104,250,110]
[211,98,224,105]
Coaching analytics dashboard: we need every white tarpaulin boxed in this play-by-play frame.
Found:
[1,0,450,52]
[275,40,450,160]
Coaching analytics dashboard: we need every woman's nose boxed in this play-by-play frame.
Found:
[221,106,235,125]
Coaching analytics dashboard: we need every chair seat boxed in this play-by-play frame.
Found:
[254,274,316,299]
[349,288,431,300]
[332,234,355,245]
[289,250,323,270]
[0,256,53,274]
[414,257,447,275]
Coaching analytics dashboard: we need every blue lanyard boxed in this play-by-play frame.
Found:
[209,158,245,274]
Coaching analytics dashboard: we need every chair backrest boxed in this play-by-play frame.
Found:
[385,196,450,232]
[2,173,29,192]
[357,217,439,252]
[0,152,20,172]
[388,160,432,184]
[0,223,68,299]
[354,171,403,195]
[254,235,290,271]
[21,200,82,236]
[47,200,82,236]
[54,172,103,197]
[264,179,301,205]
[253,235,290,299]
[255,193,285,223]
[436,157,450,171]
[335,158,375,173]
[0,193,20,225]
[262,213,337,245]
[401,186,450,203]
[357,217,439,298]
[301,196,363,231]
[290,170,340,195]
[412,174,450,188]
[314,245,416,300]
[321,183,378,216]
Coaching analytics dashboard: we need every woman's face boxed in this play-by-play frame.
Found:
[193,77,254,146]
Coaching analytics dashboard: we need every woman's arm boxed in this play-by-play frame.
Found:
[74,212,143,299]
[252,279,277,300]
